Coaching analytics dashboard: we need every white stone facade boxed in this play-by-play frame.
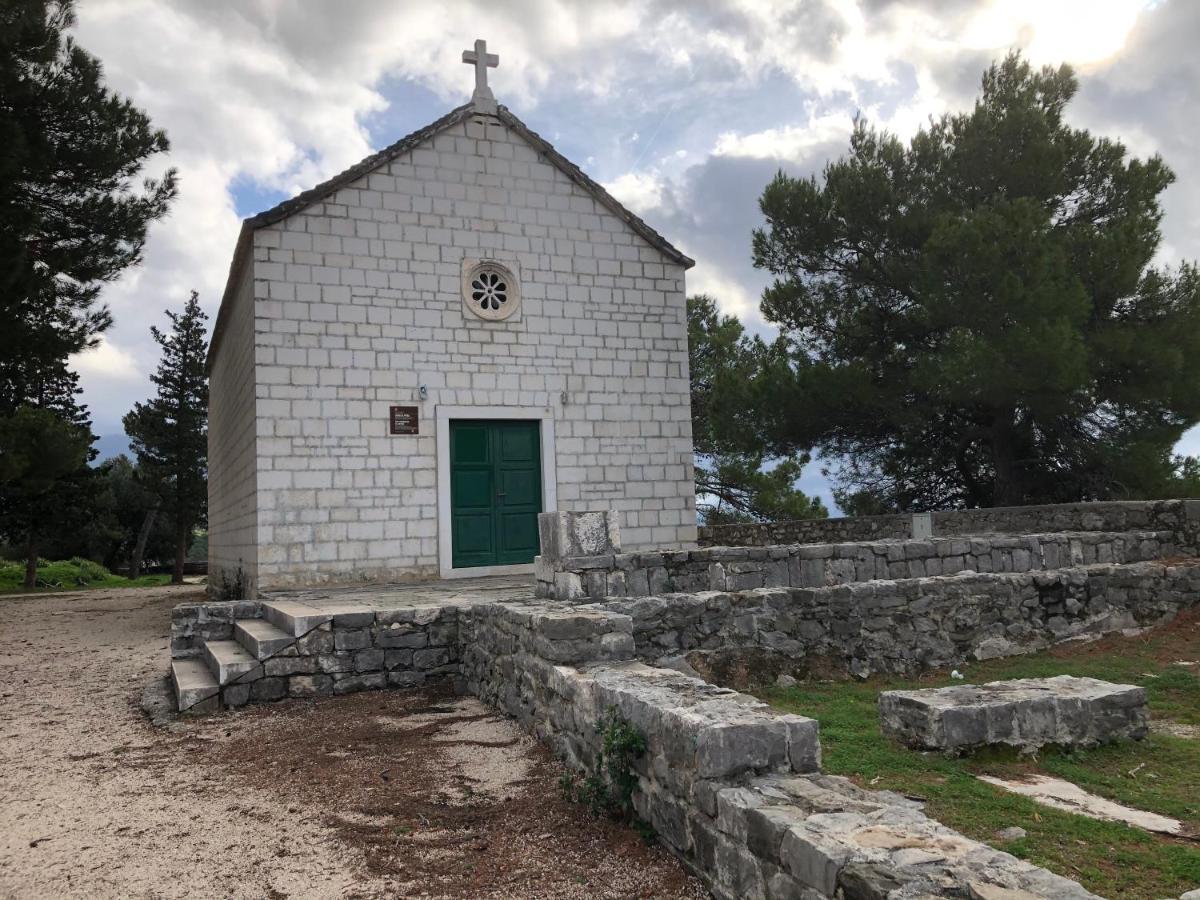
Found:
[208,104,697,596]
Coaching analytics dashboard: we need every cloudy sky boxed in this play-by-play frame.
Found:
[69,0,1198,511]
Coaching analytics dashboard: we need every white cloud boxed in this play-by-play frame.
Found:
[604,171,668,215]
[961,0,1148,68]
[713,113,852,161]
[1179,425,1200,459]
[70,339,143,383]
[686,262,764,325]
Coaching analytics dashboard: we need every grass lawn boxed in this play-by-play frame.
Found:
[0,558,172,594]
[762,610,1200,900]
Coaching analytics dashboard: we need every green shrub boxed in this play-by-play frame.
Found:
[560,706,653,838]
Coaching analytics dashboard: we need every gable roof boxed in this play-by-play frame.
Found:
[208,100,694,368]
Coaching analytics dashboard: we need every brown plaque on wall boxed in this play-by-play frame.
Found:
[389,406,419,435]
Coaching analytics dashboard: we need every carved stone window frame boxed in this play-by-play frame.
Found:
[462,259,520,322]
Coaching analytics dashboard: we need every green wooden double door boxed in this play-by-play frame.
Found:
[450,420,542,568]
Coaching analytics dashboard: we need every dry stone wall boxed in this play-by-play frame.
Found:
[170,600,261,659]
[590,561,1200,678]
[459,599,1097,899]
[171,586,1108,896]
[697,498,1200,549]
[539,530,1175,602]
[170,600,462,705]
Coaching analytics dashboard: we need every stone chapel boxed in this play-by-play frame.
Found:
[206,41,697,597]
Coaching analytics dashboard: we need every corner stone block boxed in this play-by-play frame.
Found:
[781,714,822,773]
[880,676,1148,752]
[538,509,622,562]
[780,823,855,896]
[553,571,584,601]
[696,720,789,779]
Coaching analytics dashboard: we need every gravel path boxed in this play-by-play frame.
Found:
[0,587,705,899]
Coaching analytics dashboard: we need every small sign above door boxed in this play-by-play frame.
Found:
[389,406,419,435]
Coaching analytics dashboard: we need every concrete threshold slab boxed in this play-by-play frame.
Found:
[977,774,1185,835]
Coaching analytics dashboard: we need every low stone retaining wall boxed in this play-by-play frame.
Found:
[697,498,1200,548]
[168,585,1110,896]
[460,599,1096,899]
[170,599,261,659]
[590,561,1200,678]
[539,529,1175,602]
[461,601,821,777]
[172,599,462,705]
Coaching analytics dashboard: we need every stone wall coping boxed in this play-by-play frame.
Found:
[554,529,1173,573]
[697,498,1199,549]
[585,559,1199,604]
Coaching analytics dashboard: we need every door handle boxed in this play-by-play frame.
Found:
[496,492,507,498]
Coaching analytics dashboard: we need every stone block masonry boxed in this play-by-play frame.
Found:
[209,107,699,596]
[168,586,1104,897]
[170,600,261,659]
[879,676,1149,753]
[459,599,1096,899]
[169,596,463,709]
[591,561,1200,678]
[697,498,1200,550]
[538,527,1176,601]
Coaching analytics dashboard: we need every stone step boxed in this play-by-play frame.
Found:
[261,600,333,637]
[234,618,293,659]
[203,639,263,686]
[171,659,220,714]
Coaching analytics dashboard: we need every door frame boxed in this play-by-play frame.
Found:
[436,405,557,579]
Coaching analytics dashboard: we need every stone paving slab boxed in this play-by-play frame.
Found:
[978,774,1184,835]
[880,675,1148,753]
[260,574,534,612]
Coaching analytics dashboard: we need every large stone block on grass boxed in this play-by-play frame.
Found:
[879,675,1148,753]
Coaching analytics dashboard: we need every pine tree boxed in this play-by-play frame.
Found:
[751,54,1200,509]
[124,293,209,583]
[688,295,827,524]
[0,405,94,589]
[0,360,100,588]
[0,0,176,412]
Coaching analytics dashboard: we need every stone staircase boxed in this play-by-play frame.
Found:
[167,587,477,714]
[169,601,330,714]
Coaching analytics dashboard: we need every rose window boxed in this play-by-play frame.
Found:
[471,271,508,312]
[462,260,520,321]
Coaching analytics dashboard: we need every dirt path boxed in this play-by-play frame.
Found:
[0,588,705,899]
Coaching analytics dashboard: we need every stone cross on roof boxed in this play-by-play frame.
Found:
[462,39,499,112]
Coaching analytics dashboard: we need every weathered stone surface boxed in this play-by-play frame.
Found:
[333,671,386,694]
[172,564,1114,900]
[333,628,371,651]
[547,529,1178,603]
[287,674,333,697]
[249,676,287,701]
[587,561,1200,680]
[698,499,1198,552]
[995,826,1027,842]
[222,683,251,708]
[879,676,1149,752]
[538,509,621,562]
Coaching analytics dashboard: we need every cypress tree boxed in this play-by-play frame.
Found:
[124,293,208,583]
